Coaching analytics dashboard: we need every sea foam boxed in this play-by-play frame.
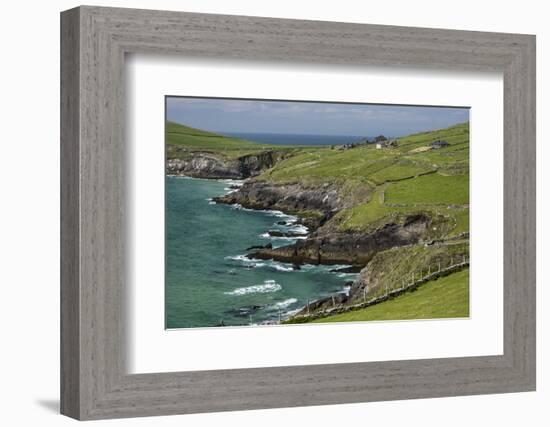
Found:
[225,254,269,269]
[272,298,298,309]
[224,280,282,296]
[271,263,294,272]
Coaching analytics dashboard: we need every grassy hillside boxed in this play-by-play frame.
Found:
[166,121,303,159]
[260,122,468,183]
[309,268,470,323]
[259,122,470,322]
[257,122,470,237]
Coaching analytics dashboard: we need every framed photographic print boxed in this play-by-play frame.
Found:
[163,96,471,329]
[61,6,536,420]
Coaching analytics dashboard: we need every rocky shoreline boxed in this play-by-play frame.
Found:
[245,214,431,266]
[168,150,466,322]
[212,179,452,318]
[167,150,291,179]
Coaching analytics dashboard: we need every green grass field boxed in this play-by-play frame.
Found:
[166,121,299,159]
[385,172,469,206]
[310,268,470,323]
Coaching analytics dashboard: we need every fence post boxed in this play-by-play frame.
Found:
[331,295,335,307]
[306,299,310,315]
[278,307,282,322]
[249,315,253,326]
[363,288,367,302]
[438,261,441,272]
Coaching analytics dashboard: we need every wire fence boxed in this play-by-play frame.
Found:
[292,255,470,322]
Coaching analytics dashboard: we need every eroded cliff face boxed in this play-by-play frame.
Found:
[214,177,442,268]
[167,154,240,179]
[166,150,289,179]
[214,180,344,227]
[248,214,431,266]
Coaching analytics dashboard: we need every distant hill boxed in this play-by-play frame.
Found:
[166,121,284,159]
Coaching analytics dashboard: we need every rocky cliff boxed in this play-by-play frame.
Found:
[214,180,347,228]
[215,177,448,268]
[213,175,467,319]
[249,213,431,266]
[166,150,289,179]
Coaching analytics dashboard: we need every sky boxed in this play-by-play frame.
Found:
[166,97,469,137]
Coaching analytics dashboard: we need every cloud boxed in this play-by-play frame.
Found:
[166,96,469,136]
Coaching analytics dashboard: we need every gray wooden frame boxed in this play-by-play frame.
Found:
[60,5,536,420]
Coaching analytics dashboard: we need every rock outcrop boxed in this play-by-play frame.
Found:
[215,178,436,267]
[214,180,346,228]
[166,150,289,179]
[248,214,431,266]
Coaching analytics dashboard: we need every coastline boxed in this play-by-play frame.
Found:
[167,171,469,325]
[214,177,359,324]
[166,121,470,325]
[166,174,358,326]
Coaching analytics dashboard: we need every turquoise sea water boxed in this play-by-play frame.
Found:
[166,176,357,329]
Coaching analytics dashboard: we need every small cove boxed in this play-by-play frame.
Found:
[166,176,358,328]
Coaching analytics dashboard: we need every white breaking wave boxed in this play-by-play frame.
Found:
[224,254,265,268]
[288,224,309,234]
[224,280,282,296]
[271,264,294,272]
[337,272,360,279]
[259,233,308,241]
[225,203,300,227]
[271,298,298,309]
[224,187,240,194]
[225,255,296,272]
[218,179,244,186]
[269,210,293,219]
[225,254,248,262]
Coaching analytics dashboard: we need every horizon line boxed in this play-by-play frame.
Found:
[167,119,470,139]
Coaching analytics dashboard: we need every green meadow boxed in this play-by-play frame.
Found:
[166,121,306,159]
[257,122,470,236]
[310,268,470,323]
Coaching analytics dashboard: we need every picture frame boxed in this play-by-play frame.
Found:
[60,5,536,420]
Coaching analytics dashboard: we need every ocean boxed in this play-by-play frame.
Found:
[166,177,358,328]
[224,131,368,146]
